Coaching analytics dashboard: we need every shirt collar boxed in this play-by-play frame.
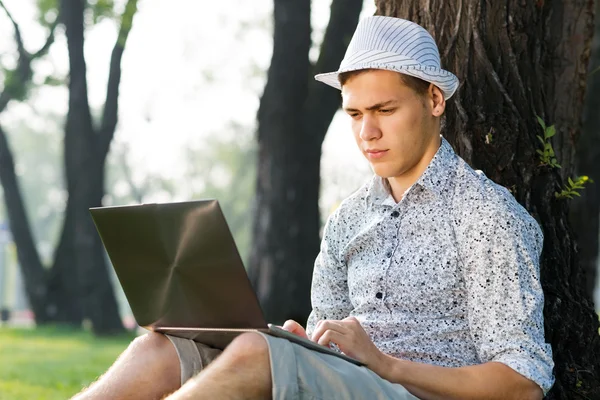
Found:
[367,136,457,207]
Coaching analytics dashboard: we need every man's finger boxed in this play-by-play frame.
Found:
[316,329,345,348]
[311,320,348,342]
[282,319,308,338]
[282,319,299,331]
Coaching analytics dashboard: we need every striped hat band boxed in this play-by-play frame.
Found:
[314,16,459,100]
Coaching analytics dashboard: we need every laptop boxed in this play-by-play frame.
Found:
[89,200,363,366]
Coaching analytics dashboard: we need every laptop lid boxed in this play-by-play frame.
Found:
[89,200,268,331]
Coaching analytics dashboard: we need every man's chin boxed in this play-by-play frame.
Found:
[371,168,396,179]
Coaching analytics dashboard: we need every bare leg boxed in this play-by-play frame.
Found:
[72,332,181,400]
[166,332,272,400]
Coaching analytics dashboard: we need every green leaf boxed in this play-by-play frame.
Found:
[536,115,546,130]
[537,136,545,145]
[568,177,575,186]
[572,191,581,197]
[43,75,64,86]
[536,149,544,156]
[36,0,59,27]
[90,0,116,25]
[545,125,556,139]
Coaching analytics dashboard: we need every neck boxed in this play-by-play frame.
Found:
[387,135,441,202]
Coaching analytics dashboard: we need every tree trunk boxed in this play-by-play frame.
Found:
[0,124,57,323]
[571,0,600,304]
[249,0,363,324]
[53,0,125,334]
[375,0,600,397]
[0,3,78,324]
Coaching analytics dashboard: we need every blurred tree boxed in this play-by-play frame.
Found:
[182,125,256,264]
[572,0,600,304]
[0,114,64,263]
[0,0,138,334]
[374,0,599,397]
[248,0,363,324]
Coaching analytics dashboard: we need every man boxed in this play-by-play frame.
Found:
[74,16,554,400]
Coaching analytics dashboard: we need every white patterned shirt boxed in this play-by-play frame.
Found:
[306,137,555,394]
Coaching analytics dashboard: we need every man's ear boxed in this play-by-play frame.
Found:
[428,84,446,117]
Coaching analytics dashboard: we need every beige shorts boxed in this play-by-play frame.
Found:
[166,333,419,400]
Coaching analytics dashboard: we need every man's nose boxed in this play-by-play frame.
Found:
[359,115,381,141]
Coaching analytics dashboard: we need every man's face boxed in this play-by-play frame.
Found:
[341,70,441,180]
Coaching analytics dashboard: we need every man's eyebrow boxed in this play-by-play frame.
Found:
[343,100,398,112]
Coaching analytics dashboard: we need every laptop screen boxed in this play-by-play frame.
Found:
[90,200,267,330]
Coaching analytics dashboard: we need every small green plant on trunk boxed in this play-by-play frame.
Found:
[555,176,594,199]
[535,116,593,200]
[535,116,561,169]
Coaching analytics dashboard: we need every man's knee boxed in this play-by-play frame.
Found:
[223,332,270,366]
[128,332,179,366]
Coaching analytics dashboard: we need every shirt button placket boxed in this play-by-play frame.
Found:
[379,208,401,303]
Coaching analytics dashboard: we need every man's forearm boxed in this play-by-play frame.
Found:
[373,354,543,400]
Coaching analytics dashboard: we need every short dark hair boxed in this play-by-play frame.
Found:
[338,69,431,98]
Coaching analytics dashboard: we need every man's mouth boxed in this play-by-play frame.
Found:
[365,149,388,159]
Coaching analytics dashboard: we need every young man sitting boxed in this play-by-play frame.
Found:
[73,16,554,400]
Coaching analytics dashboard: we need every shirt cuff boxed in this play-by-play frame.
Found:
[493,353,555,395]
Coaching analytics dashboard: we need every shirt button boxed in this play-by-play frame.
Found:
[376,292,383,299]
[386,251,392,258]
[391,211,400,218]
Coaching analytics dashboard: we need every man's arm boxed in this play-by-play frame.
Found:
[454,187,554,396]
[375,354,542,400]
[311,318,542,400]
[305,208,353,336]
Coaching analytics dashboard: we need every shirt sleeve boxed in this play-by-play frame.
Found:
[457,189,555,395]
[305,209,354,337]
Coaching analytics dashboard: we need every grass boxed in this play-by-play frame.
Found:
[0,326,135,400]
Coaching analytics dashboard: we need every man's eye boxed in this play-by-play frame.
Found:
[349,113,361,119]
[380,109,393,114]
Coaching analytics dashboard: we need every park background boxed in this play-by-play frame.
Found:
[0,0,599,398]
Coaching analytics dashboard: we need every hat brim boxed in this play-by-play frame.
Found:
[315,63,459,100]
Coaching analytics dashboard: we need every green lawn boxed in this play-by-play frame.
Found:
[0,326,135,400]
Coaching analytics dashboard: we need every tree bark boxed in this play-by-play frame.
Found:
[249,0,363,324]
[571,0,600,304]
[375,0,600,397]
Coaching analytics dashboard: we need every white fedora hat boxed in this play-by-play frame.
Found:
[315,16,459,100]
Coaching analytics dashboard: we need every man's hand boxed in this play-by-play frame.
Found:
[310,317,385,370]
[281,319,309,339]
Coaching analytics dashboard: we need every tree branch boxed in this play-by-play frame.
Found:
[0,0,32,110]
[0,1,59,112]
[0,0,27,57]
[98,0,139,162]
[304,0,363,146]
[32,19,59,60]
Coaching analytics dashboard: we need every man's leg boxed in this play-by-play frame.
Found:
[72,332,181,400]
[166,332,272,400]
